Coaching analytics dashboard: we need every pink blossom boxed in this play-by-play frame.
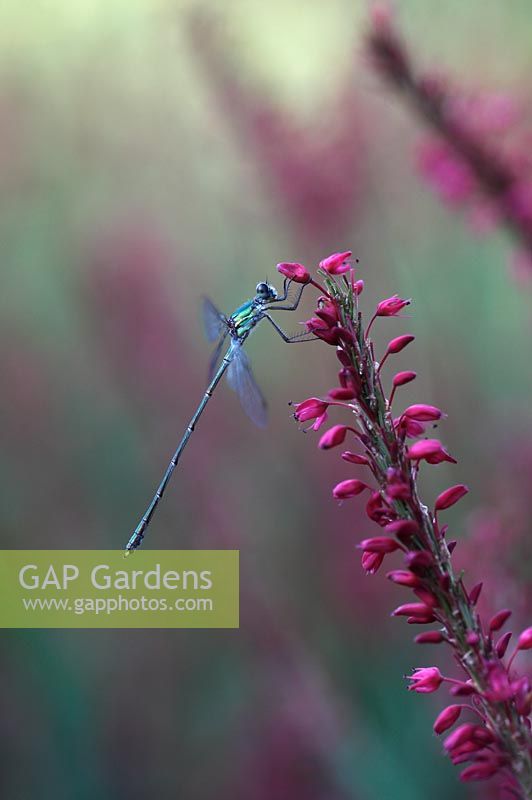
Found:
[292,397,329,423]
[407,439,456,464]
[407,667,443,693]
[341,450,369,465]
[319,250,352,274]
[376,294,411,317]
[276,261,310,284]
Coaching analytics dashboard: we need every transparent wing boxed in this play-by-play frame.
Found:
[208,332,228,381]
[202,296,227,342]
[227,345,267,428]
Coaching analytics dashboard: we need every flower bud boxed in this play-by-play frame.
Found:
[489,609,512,632]
[517,626,532,650]
[433,705,462,735]
[403,404,443,422]
[358,536,400,553]
[333,479,369,499]
[276,261,310,283]
[392,370,417,387]
[435,484,469,511]
[361,551,384,574]
[415,631,445,644]
[386,334,415,354]
[341,450,369,465]
[318,425,349,449]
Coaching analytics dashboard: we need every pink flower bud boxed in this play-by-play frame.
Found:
[443,723,477,752]
[319,251,352,275]
[404,550,434,572]
[358,536,400,553]
[415,631,445,644]
[449,682,477,697]
[333,479,369,499]
[386,570,421,587]
[385,519,419,544]
[393,370,417,388]
[361,551,384,574]
[393,603,434,619]
[276,261,310,284]
[318,425,349,449]
[460,762,499,782]
[403,404,443,421]
[376,295,411,317]
[466,631,479,646]
[407,439,457,464]
[495,631,512,658]
[293,397,329,423]
[435,484,469,511]
[468,582,483,605]
[517,626,532,650]
[354,279,364,295]
[433,704,462,734]
[341,450,369,465]
[386,334,415,354]
[328,387,355,400]
[489,609,512,632]
[407,666,443,693]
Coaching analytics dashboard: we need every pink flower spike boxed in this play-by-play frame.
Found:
[488,609,512,632]
[376,294,411,317]
[276,261,310,284]
[407,439,457,464]
[319,251,353,275]
[341,450,369,465]
[433,705,462,735]
[293,397,329,423]
[392,370,417,388]
[358,536,400,553]
[407,667,443,693]
[333,479,369,500]
[318,424,349,450]
[403,404,443,422]
[386,334,415,354]
[434,484,469,511]
[517,627,532,651]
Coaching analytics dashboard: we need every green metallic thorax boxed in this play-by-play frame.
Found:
[230,299,262,338]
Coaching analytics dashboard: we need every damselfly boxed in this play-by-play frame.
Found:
[125,277,312,553]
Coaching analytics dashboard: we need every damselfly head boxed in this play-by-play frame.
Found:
[255,282,278,302]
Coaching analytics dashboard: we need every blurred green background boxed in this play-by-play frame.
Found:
[1,2,531,798]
